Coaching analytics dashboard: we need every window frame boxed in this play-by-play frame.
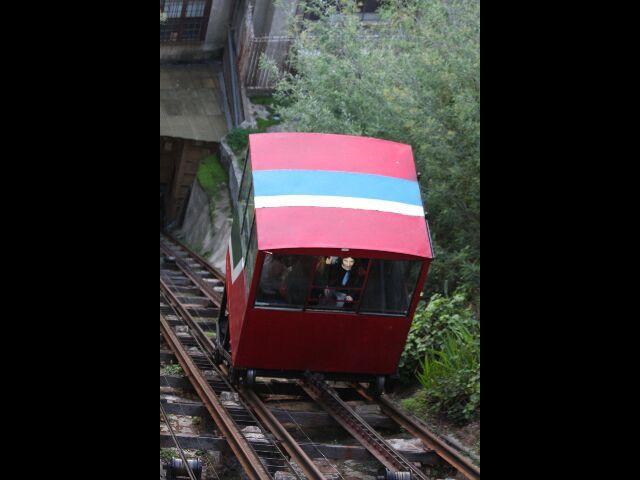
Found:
[253,252,425,317]
[240,183,255,255]
[358,258,424,317]
[236,156,253,254]
[244,220,258,296]
[160,0,212,44]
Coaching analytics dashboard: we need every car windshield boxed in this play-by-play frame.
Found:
[254,254,423,316]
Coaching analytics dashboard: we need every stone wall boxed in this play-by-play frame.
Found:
[219,141,243,210]
[172,142,241,272]
[173,179,231,273]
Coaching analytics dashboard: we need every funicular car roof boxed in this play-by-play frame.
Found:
[248,133,433,259]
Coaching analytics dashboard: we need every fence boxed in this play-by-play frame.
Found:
[236,5,293,95]
[241,36,292,94]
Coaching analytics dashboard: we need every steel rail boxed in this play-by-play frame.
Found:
[240,386,327,480]
[161,276,307,479]
[161,242,326,477]
[161,232,225,281]
[160,278,218,359]
[160,312,272,480]
[301,375,430,480]
[356,386,480,480]
[161,241,223,306]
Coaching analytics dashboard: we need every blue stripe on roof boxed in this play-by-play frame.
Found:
[252,170,422,206]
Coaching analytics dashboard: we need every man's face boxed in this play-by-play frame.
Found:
[342,257,355,270]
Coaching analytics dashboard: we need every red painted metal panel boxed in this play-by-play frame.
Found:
[255,207,432,259]
[249,133,418,181]
[225,250,247,364]
[233,308,411,374]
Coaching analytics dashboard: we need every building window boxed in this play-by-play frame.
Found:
[160,0,211,44]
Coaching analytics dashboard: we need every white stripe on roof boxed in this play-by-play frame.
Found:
[254,195,425,217]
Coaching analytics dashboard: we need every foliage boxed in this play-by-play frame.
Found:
[160,448,177,462]
[257,116,282,130]
[225,97,282,157]
[400,389,430,418]
[399,291,477,378]
[161,363,183,376]
[252,95,283,130]
[197,154,227,198]
[267,0,480,298]
[196,153,228,227]
[249,95,276,106]
[226,127,260,158]
[417,322,480,423]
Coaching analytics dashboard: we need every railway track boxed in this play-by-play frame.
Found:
[302,374,429,480]
[160,332,220,480]
[161,234,324,480]
[160,232,480,480]
[161,292,306,480]
[160,233,224,303]
[355,386,480,480]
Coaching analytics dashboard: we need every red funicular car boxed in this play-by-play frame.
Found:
[219,132,433,393]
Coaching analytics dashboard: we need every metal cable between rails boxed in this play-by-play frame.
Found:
[260,379,345,480]
[160,276,301,480]
[160,376,222,480]
[163,236,359,480]
[303,375,431,480]
[161,242,308,479]
[161,296,223,480]
[160,399,200,480]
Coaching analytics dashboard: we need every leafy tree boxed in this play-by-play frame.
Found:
[267,0,480,300]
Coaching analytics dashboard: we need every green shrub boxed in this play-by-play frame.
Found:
[226,127,260,158]
[417,323,480,423]
[160,448,177,462]
[249,95,275,106]
[225,97,282,158]
[399,291,477,379]
[256,115,281,130]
